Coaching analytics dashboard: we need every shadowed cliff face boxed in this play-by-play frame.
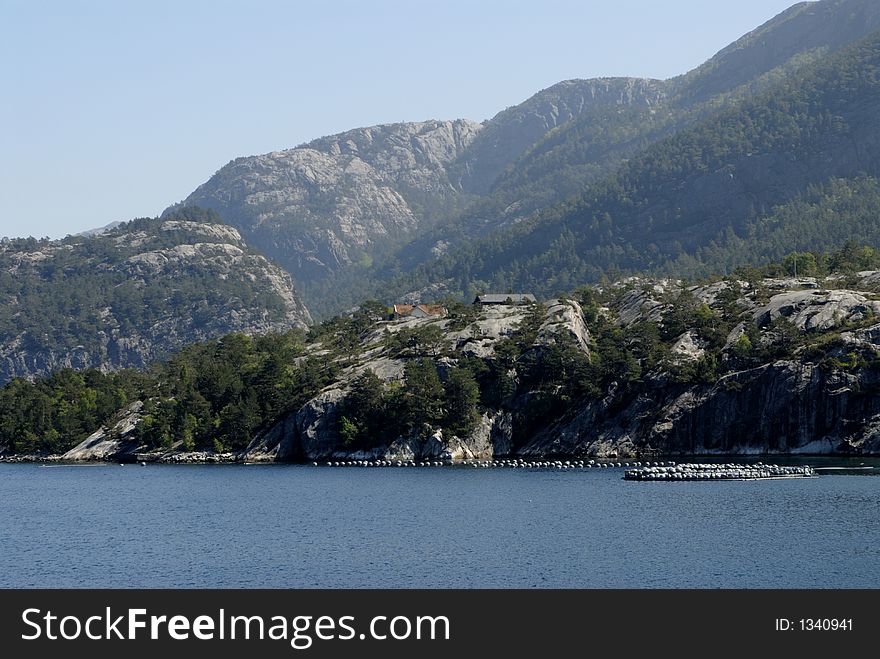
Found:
[520,361,880,458]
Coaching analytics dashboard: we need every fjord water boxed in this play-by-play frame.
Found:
[2,463,878,588]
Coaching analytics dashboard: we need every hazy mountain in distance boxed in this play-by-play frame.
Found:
[387,27,880,300]
[169,0,880,317]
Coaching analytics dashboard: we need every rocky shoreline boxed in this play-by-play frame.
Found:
[0,452,871,466]
[0,451,238,465]
[7,275,880,463]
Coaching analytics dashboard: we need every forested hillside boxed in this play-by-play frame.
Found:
[380,29,880,302]
[5,244,880,459]
[0,208,311,382]
[292,1,880,315]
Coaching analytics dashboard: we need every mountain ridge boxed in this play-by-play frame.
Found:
[377,24,880,303]
[167,0,880,318]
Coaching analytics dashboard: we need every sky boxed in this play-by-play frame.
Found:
[1,0,798,239]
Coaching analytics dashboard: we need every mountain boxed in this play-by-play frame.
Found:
[167,120,481,297]
[501,1,880,210]
[0,208,311,383]
[385,0,880,288]
[168,84,672,316]
[449,77,669,195]
[670,0,880,106]
[167,1,880,319]
[386,24,880,301]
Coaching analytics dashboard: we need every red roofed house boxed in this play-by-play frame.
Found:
[393,304,448,318]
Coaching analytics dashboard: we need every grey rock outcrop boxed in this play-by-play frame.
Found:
[383,418,496,462]
[244,388,345,462]
[537,299,591,353]
[243,303,580,462]
[520,358,880,458]
[170,120,482,292]
[450,304,531,358]
[613,279,679,327]
[62,402,145,461]
[754,289,880,332]
[670,331,705,363]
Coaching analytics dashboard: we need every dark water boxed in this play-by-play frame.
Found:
[1,462,878,588]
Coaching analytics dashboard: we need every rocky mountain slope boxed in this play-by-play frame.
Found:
[0,209,311,383]
[245,275,880,460]
[388,23,880,304]
[449,77,668,195]
[168,120,482,294]
[521,274,880,458]
[14,244,880,461]
[670,0,880,106]
[167,1,880,320]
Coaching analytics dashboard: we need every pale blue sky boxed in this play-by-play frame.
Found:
[1,0,797,239]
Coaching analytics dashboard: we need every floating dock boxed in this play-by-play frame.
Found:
[623,463,815,481]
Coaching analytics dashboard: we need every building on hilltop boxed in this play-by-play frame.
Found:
[473,294,537,306]
[393,303,448,318]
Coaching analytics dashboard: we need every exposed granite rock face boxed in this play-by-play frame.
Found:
[383,418,496,462]
[761,277,819,290]
[754,289,880,332]
[514,280,880,458]
[243,388,347,462]
[451,305,531,358]
[243,302,584,462]
[612,279,679,327]
[295,389,346,460]
[857,270,880,287]
[608,278,880,337]
[0,218,311,383]
[650,362,880,454]
[247,406,505,464]
[170,120,482,291]
[62,402,145,461]
[670,331,705,363]
[538,299,591,353]
[839,322,880,350]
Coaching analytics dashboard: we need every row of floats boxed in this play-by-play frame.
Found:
[312,458,816,480]
[623,463,816,481]
[315,459,668,469]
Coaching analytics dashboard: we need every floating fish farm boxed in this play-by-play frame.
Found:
[623,463,815,481]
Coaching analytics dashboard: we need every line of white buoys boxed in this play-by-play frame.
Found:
[623,463,815,481]
[311,457,659,470]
